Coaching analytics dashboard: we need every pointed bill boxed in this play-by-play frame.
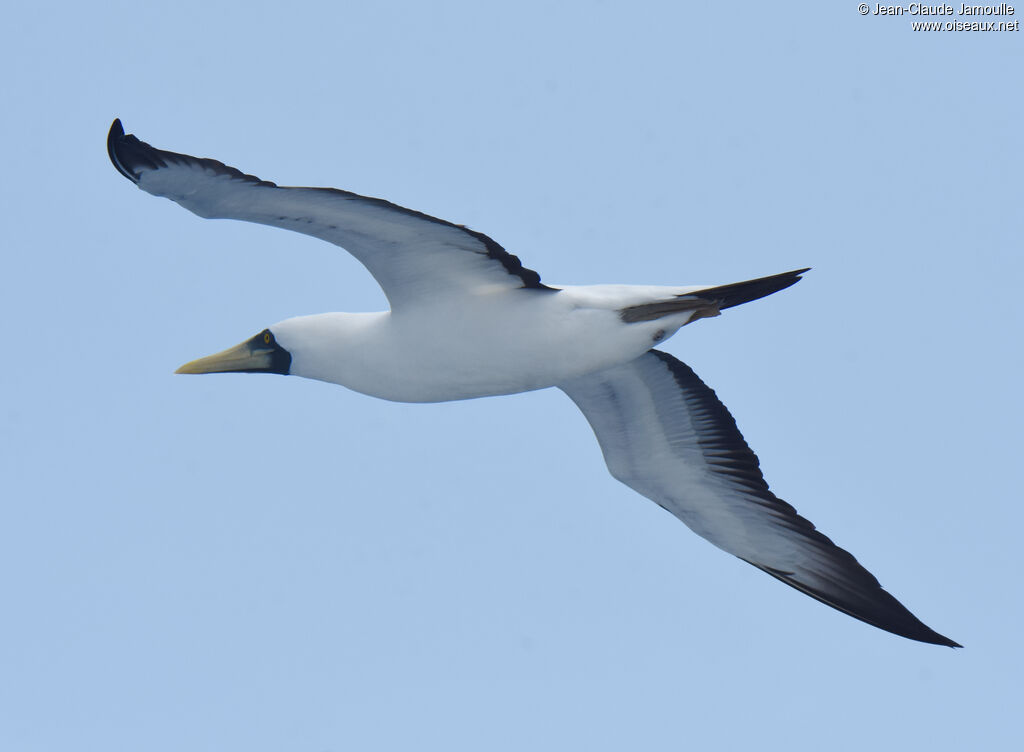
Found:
[175,331,291,375]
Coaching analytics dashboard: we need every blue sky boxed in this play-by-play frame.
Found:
[2,2,1021,750]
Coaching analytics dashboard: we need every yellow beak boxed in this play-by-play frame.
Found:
[175,333,284,375]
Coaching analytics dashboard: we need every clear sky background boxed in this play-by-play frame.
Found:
[2,2,1021,750]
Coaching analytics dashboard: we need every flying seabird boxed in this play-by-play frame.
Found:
[107,119,959,647]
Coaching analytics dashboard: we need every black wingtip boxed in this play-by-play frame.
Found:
[929,630,963,649]
[902,623,962,649]
[749,560,962,648]
[107,118,138,182]
[107,118,174,184]
[916,631,962,649]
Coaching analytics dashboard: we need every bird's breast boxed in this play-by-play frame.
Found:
[286,295,674,403]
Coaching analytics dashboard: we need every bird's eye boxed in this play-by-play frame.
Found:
[263,331,272,345]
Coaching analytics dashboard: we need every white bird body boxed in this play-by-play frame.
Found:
[107,119,958,647]
[275,286,698,402]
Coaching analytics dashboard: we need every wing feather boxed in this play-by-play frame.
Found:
[559,350,959,647]
[107,119,554,310]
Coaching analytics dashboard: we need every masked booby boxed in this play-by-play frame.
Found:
[107,119,959,647]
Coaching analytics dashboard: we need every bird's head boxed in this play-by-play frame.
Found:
[175,328,292,376]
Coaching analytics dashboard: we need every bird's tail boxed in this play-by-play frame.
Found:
[619,268,810,323]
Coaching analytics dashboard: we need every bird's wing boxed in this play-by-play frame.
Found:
[559,350,959,646]
[107,120,555,311]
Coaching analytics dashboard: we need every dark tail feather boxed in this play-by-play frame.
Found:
[620,268,810,323]
[695,267,810,310]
